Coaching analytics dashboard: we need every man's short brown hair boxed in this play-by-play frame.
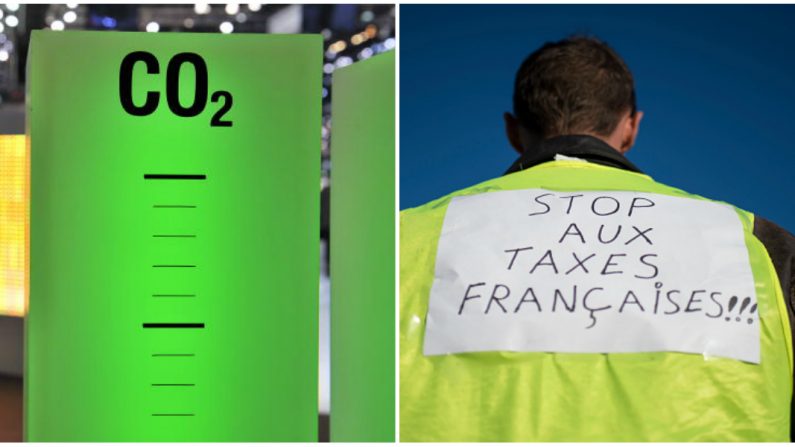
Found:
[513,36,637,139]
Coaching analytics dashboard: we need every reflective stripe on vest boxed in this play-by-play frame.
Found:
[400,160,792,441]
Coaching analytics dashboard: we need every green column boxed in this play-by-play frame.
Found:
[27,30,320,441]
[330,51,396,442]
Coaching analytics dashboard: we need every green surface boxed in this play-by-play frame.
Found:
[27,30,320,441]
[330,51,396,442]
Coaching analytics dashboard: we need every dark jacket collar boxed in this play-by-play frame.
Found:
[505,134,644,175]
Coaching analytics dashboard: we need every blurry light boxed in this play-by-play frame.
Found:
[50,20,64,31]
[335,56,353,68]
[63,10,77,24]
[101,16,116,28]
[0,23,4,33]
[4,15,18,28]
[194,3,210,15]
[247,3,261,12]
[5,3,19,12]
[0,49,8,62]
[321,28,331,40]
[235,12,247,23]
[322,87,328,99]
[66,3,78,9]
[365,24,377,38]
[225,3,239,15]
[360,10,374,22]
[328,40,346,54]
[359,47,373,60]
[323,63,334,74]
[384,37,396,50]
[146,21,159,33]
[183,17,194,29]
[219,21,233,34]
[351,34,364,46]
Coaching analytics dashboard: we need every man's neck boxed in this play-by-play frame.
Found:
[505,134,643,175]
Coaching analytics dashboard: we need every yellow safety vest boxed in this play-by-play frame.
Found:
[400,160,792,441]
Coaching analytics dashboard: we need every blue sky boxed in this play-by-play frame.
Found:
[400,4,795,233]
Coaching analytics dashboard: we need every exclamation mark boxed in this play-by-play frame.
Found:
[736,297,751,322]
[747,303,758,325]
[725,296,738,321]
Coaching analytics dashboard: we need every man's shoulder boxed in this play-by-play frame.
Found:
[752,216,795,282]
[754,216,795,249]
[400,191,457,251]
[400,175,508,228]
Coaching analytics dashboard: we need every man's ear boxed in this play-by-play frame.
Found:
[619,110,643,154]
[504,112,525,154]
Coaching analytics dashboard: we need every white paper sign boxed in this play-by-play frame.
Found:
[424,189,760,363]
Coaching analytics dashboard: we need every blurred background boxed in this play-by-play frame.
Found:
[400,4,795,238]
[0,3,395,442]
